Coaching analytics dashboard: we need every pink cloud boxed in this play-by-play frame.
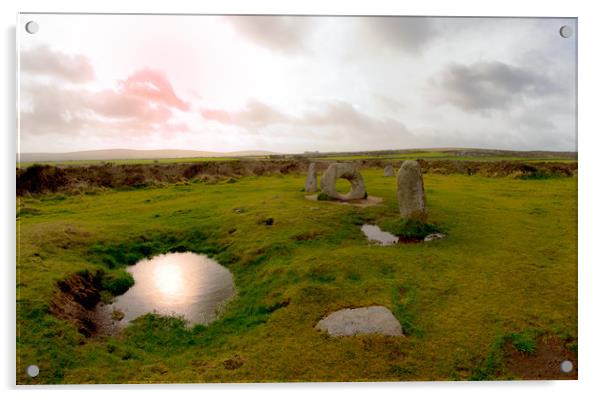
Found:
[21,63,191,140]
[201,100,292,128]
[201,109,233,124]
[120,68,190,111]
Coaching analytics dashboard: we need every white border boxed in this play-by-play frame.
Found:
[3,1,601,397]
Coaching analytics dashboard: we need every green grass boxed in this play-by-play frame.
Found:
[16,156,247,168]
[315,151,575,163]
[17,150,576,168]
[16,169,577,383]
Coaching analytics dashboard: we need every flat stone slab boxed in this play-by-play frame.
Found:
[316,306,403,337]
[305,194,383,208]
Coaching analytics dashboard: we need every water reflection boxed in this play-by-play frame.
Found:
[361,224,399,246]
[109,252,235,325]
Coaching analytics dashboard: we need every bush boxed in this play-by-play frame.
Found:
[380,218,441,240]
[101,269,134,295]
[317,192,330,201]
[508,332,536,354]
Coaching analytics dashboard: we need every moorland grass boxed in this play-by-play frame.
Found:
[16,169,577,383]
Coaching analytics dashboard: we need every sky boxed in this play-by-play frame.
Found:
[18,14,577,154]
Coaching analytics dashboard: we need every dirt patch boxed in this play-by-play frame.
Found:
[504,335,577,380]
[223,355,244,370]
[397,236,423,244]
[305,194,383,207]
[49,270,117,337]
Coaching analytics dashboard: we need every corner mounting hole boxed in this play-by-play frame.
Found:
[25,21,39,34]
[560,360,573,373]
[26,364,39,377]
[559,25,573,38]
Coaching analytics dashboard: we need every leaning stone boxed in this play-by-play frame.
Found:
[316,306,403,337]
[424,233,445,242]
[319,163,366,201]
[397,160,427,222]
[304,163,318,193]
[384,164,395,177]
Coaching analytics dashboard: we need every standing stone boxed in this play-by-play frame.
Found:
[304,162,317,193]
[384,164,395,177]
[319,163,366,201]
[315,306,403,337]
[397,160,427,222]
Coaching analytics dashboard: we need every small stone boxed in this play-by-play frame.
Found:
[305,163,318,193]
[316,306,403,337]
[384,164,395,177]
[319,163,366,201]
[397,160,427,222]
[111,309,125,321]
[424,233,445,242]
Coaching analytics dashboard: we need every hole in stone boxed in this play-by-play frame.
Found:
[335,178,353,195]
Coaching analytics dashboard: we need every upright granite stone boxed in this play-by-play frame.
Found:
[304,162,318,193]
[316,306,403,337]
[319,163,366,201]
[397,160,427,222]
[384,164,395,177]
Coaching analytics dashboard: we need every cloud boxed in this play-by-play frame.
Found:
[430,61,563,112]
[201,99,410,147]
[118,69,190,111]
[21,45,95,83]
[202,100,293,128]
[359,17,439,55]
[225,16,312,54]
[20,68,190,138]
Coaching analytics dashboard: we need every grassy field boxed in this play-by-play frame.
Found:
[16,149,576,168]
[16,168,577,383]
[16,156,244,168]
[315,151,576,163]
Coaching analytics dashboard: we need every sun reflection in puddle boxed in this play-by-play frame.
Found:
[107,252,235,325]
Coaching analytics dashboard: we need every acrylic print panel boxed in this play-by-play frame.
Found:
[16,13,577,384]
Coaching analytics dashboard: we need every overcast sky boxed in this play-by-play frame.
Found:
[18,14,577,154]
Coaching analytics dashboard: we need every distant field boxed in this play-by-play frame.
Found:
[17,150,577,169]
[314,151,576,163]
[16,156,248,168]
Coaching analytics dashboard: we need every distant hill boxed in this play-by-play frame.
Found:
[18,149,277,163]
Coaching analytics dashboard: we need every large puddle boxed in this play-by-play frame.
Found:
[361,224,399,246]
[101,252,235,327]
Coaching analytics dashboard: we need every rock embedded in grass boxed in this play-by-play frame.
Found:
[316,306,403,337]
[319,163,366,201]
[384,164,395,177]
[305,162,318,193]
[397,160,427,223]
[424,233,446,242]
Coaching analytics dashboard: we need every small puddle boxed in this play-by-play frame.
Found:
[99,252,235,328]
[361,224,399,246]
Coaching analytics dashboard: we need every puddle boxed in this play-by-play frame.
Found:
[100,252,235,327]
[361,224,399,246]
